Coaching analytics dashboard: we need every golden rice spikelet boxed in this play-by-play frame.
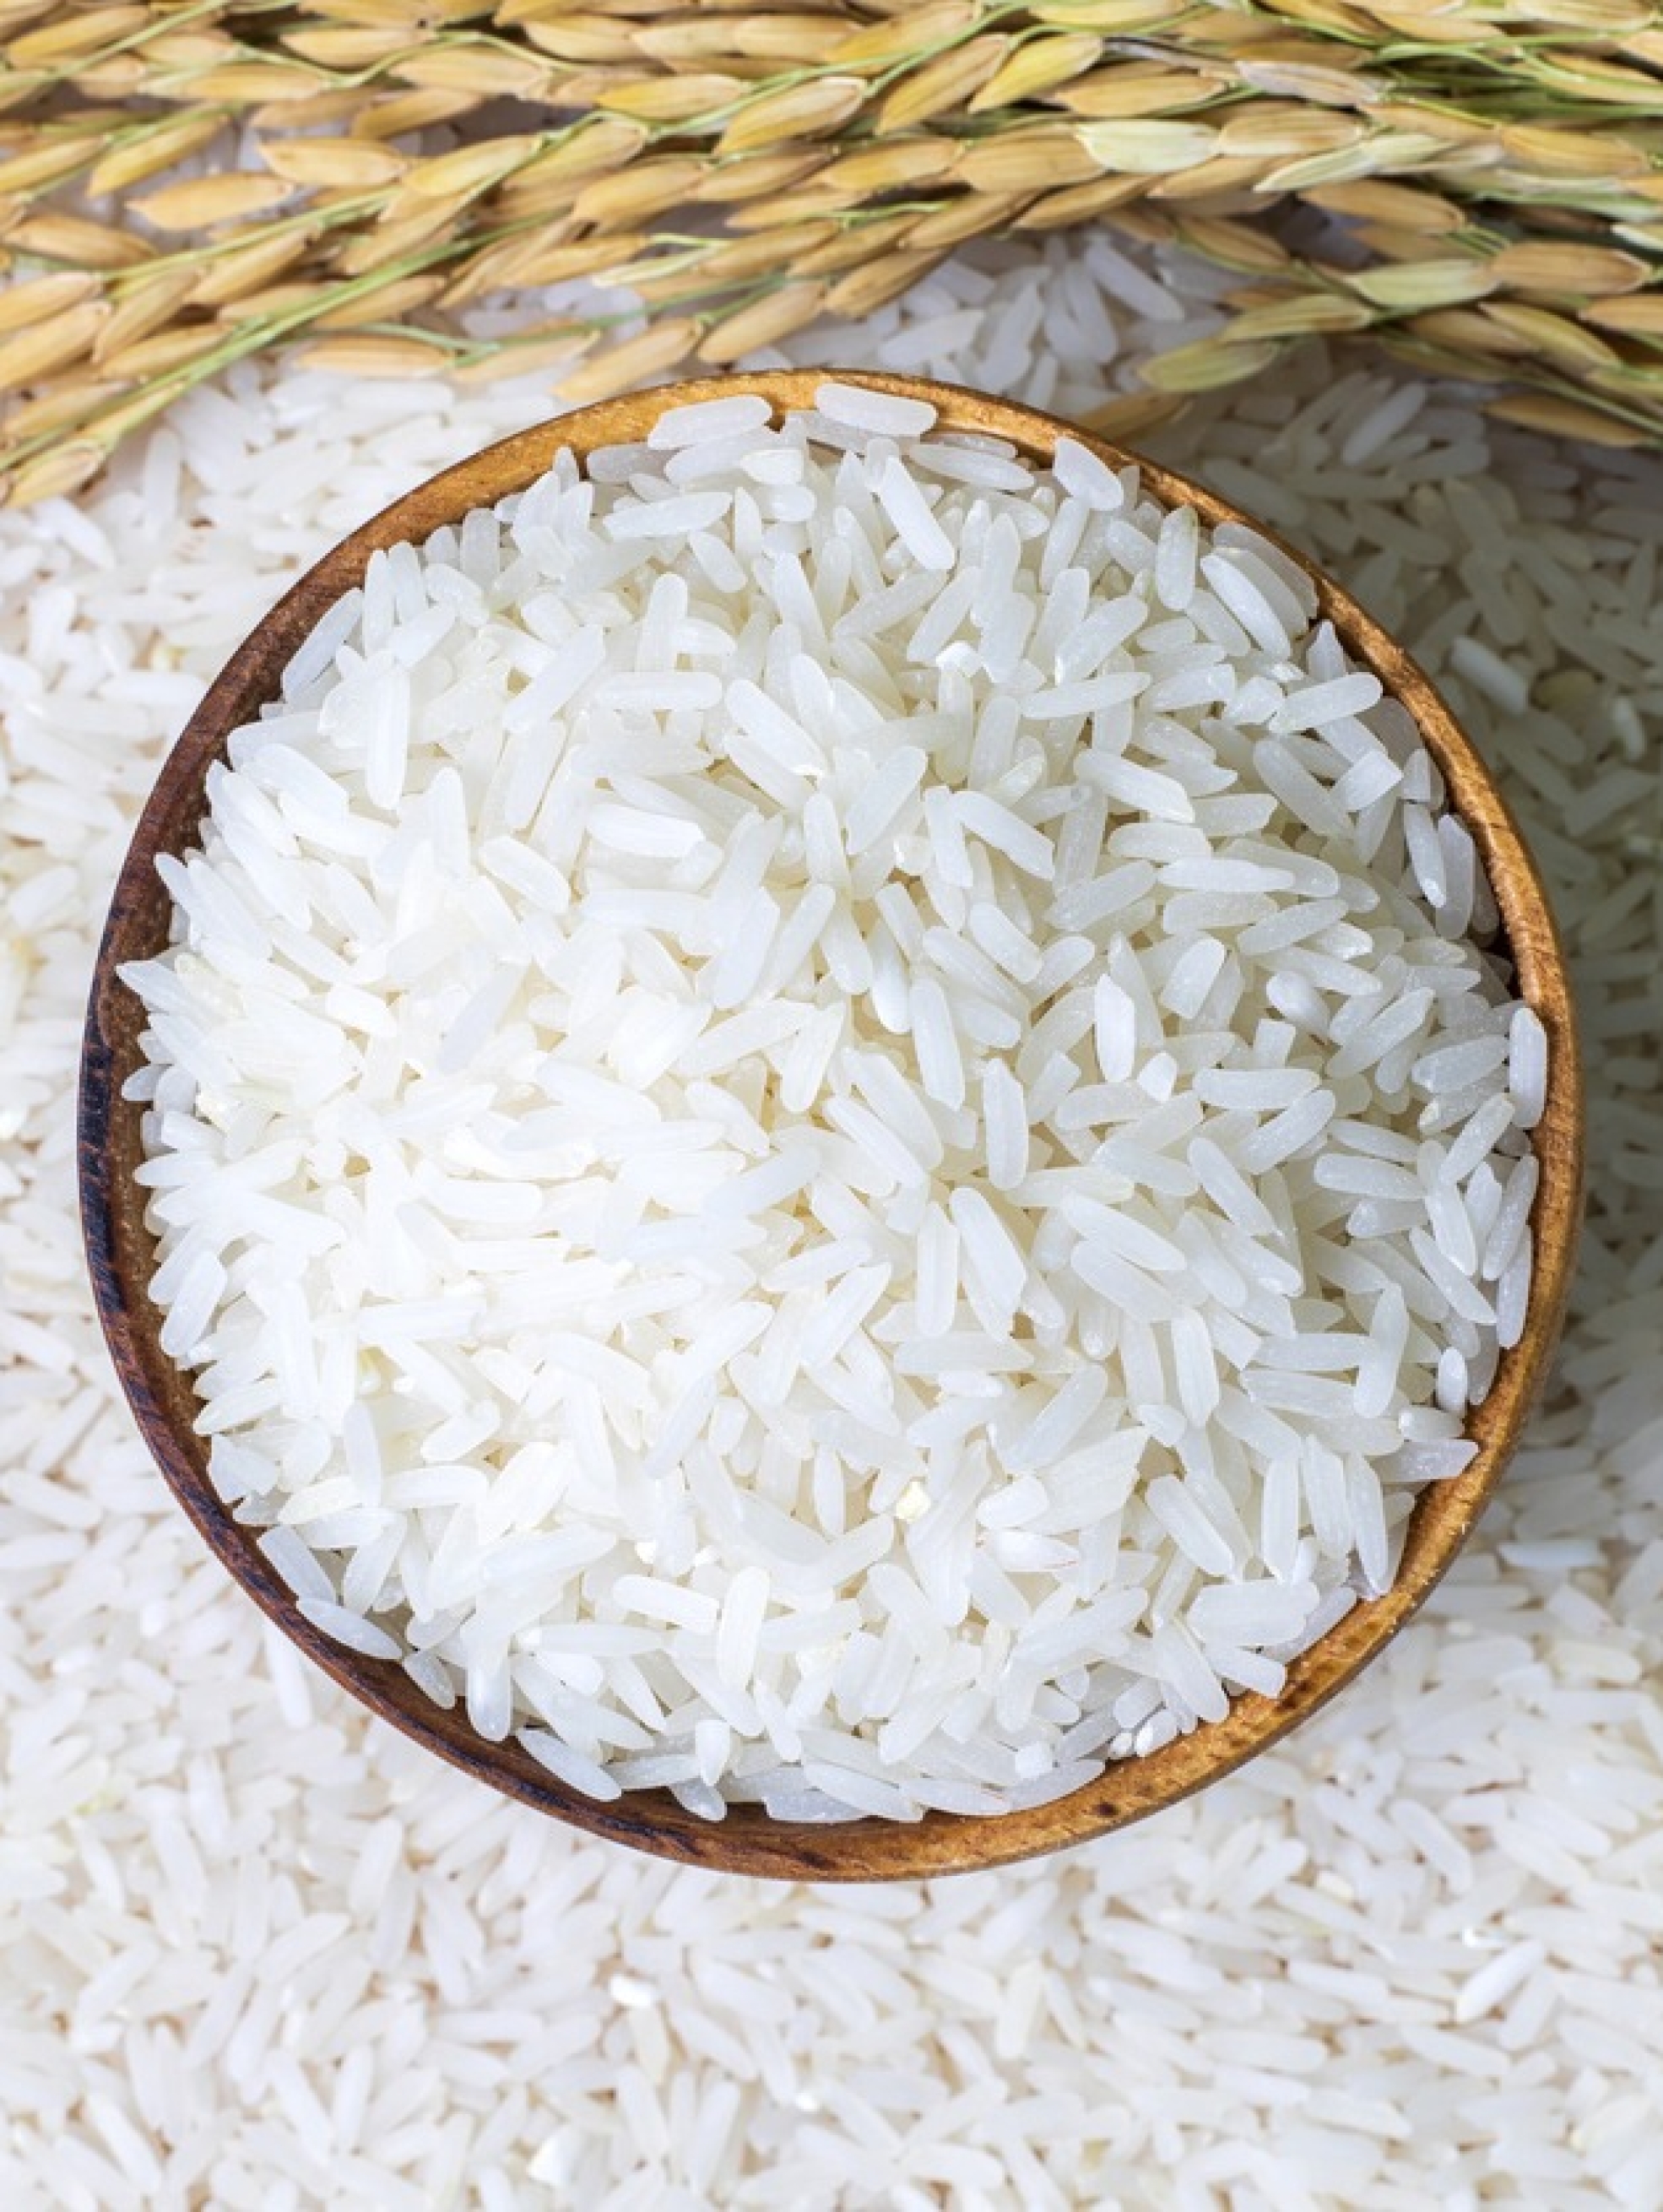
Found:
[1500,122,1649,181]
[1139,334,1285,391]
[636,14,844,66]
[827,3,981,70]
[398,136,543,204]
[295,333,451,377]
[280,26,411,68]
[1582,296,1663,337]
[907,192,1033,251]
[97,324,232,382]
[4,435,107,507]
[259,139,409,191]
[970,33,1104,111]
[823,248,948,319]
[596,76,746,124]
[688,224,844,285]
[1032,0,1192,26]
[452,330,597,385]
[1015,175,1150,229]
[0,136,105,196]
[1487,391,1652,447]
[188,229,319,310]
[1349,260,1499,310]
[1306,179,1465,236]
[1073,120,1221,173]
[1059,65,1234,120]
[788,212,917,276]
[312,274,447,328]
[816,140,957,198]
[1079,388,1189,439]
[1175,214,1296,273]
[956,127,1102,193]
[1224,291,1378,340]
[86,116,232,198]
[3,210,151,270]
[186,62,327,105]
[573,156,711,230]
[136,173,296,232]
[1482,300,1625,370]
[514,118,650,189]
[696,279,828,361]
[3,375,122,442]
[92,270,200,361]
[876,39,1011,134]
[1490,241,1651,298]
[716,77,867,156]
[332,207,458,278]
[0,270,99,336]
[0,300,110,394]
[7,7,146,67]
[393,46,552,99]
[691,149,832,204]
[556,317,703,403]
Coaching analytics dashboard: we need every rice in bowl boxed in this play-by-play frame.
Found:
[121,379,1548,1824]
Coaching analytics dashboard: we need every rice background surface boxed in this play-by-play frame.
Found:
[3,230,1661,2208]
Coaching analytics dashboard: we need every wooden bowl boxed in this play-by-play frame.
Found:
[79,370,1584,1881]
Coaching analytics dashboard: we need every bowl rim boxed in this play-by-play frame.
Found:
[79,366,1584,1881]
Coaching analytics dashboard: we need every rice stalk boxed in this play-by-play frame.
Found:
[2,0,1662,497]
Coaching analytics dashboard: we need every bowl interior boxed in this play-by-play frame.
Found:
[79,370,1584,1880]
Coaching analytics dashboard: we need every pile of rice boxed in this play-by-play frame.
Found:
[122,376,1543,1821]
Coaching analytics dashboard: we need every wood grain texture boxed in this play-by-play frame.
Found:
[79,370,1584,1881]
